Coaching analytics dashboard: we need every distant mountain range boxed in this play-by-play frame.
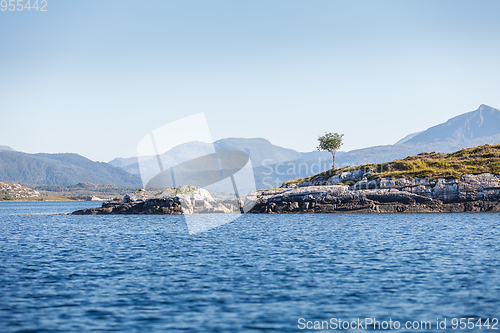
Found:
[108,138,310,174]
[109,104,500,189]
[2,104,500,190]
[406,104,500,144]
[0,150,141,188]
[334,104,500,166]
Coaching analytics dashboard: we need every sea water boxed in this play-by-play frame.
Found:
[1,202,499,332]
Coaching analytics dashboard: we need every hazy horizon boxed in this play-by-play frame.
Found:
[2,1,500,161]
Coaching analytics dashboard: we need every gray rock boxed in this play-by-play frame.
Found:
[245,173,500,214]
[72,173,500,215]
[73,186,237,215]
[122,193,145,204]
[354,179,377,190]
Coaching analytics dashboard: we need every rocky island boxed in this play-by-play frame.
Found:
[72,145,500,215]
[72,185,244,215]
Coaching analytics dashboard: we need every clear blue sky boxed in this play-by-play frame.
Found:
[2,0,500,161]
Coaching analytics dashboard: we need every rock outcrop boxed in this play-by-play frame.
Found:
[0,181,40,200]
[70,173,500,215]
[285,169,500,200]
[66,168,500,215]
[244,184,500,214]
[246,172,500,213]
[72,185,243,215]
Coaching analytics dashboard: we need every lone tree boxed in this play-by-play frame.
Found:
[317,132,344,169]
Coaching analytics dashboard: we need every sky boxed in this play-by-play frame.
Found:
[2,0,500,162]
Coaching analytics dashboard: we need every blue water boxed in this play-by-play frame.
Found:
[0,202,499,332]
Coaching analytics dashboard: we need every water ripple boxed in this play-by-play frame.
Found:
[0,202,499,332]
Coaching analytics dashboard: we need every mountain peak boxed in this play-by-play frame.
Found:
[404,104,500,144]
[0,145,15,152]
[477,104,500,115]
[478,104,496,110]
[214,137,272,146]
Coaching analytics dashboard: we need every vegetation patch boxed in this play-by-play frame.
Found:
[1,191,14,201]
[282,177,309,186]
[261,188,287,192]
[371,144,500,180]
[279,144,500,188]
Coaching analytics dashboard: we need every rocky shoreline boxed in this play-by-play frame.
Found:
[72,185,244,215]
[71,172,500,215]
[244,171,500,213]
[244,186,500,213]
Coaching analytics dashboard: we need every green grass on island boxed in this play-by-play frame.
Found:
[283,144,500,187]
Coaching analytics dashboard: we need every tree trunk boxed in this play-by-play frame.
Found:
[331,151,336,169]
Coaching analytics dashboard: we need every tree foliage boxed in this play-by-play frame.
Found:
[317,132,344,169]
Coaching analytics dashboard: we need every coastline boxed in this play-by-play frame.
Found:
[60,145,500,215]
[244,186,500,214]
[0,197,108,203]
[69,179,500,215]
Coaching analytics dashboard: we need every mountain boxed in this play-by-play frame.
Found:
[0,145,15,152]
[109,104,500,190]
[395,131,423,144]
[249,104,500,188]
[405,104,500,144]
[166,141,215,164]
[109,138,313,177]
[214,138,303,166]
[108,156,138,169]
[3,105,498,190]
[0,150,142,188]
[332,104,500,165]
